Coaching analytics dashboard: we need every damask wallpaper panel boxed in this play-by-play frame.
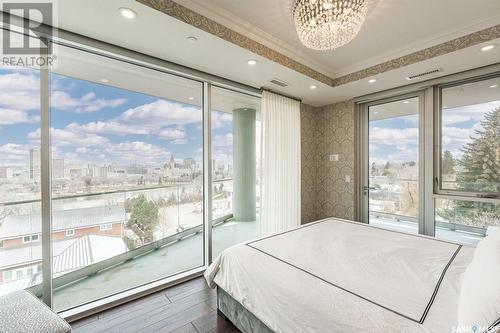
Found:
[301,101,356,224]
[300,103,318,224]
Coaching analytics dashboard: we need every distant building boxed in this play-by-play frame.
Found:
[0,167,7,179]
[69,168,83,178]
[52,159,65,179]
[29,148,40,182]
[98,166,108,178]
[183,158,196,169]
[0,205,127,284]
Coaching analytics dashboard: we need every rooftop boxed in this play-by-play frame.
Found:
[0,206,126,239]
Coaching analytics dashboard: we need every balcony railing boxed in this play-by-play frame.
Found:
[369,210,487,236]
[27,213,233,298]
[0,178,235,299]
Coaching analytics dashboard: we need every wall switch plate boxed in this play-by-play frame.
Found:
[329,154,339,162]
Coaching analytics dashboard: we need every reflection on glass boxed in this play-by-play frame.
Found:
[368,97,419,233]
[49,45,204,311]
[211,87,261,258]
[441,77,500,193]
[435,198,499,246]
[0,66,42,297]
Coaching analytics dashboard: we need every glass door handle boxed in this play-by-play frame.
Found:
[363,186,375,195]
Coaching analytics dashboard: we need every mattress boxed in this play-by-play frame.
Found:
[205,218,475,333]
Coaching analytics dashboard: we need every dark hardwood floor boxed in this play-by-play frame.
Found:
[71,277,240,333]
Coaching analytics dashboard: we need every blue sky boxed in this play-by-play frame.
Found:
[368,100,500,165]
[0,67,234,167]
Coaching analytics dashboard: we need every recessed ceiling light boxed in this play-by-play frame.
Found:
[490,84,498,88]
[368,78,377,83]
[480,44,496,52]
[188,96,195,101]
[119,7,137,19]
[310,85,317,90]
[101,78,109,83]
[247,59,257,66]
[403,100,410,104]
[186,36,198,43]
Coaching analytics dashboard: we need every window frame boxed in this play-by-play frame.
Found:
[0,16,257,317]
[359,91,426,234]
[434,73,500,199]
[99,224,113,231]
[357,67,500,240]
[3,270,13,282]
[23,234,39,243]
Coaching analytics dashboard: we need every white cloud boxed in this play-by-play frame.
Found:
[369,127,419,144]
[0,143,32,165]
[104,141,170,164]
[27,128,109,147]
[119,99,202,127]
[157,127,187,141]
[0,72,40,111]
[213,133,233,147]
[51,91,126,113]
[0,72,39,91]
[0,108,39,125]
[66,121,149,136]
[212,111,232,129]
[442,101,500,125]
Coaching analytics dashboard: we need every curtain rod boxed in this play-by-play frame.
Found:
[261,88,303,103]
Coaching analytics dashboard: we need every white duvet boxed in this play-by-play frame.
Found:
[205,218,475,333]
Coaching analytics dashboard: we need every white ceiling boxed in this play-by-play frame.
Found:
[6,0,500,106]
[177,0,500,77]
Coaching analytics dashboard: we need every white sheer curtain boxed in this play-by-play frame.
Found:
[260,91,301,235]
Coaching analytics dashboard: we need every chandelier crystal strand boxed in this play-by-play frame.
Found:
[292,0,369,51]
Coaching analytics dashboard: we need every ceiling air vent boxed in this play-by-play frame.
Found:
[406,68,441,81]
[270,78,289,87]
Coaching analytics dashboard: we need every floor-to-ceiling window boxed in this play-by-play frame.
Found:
[360,73,499,245]
[435,76,499,245]
[44,45,205,311]
[0,25,262,313]
[211,87,262,258]
[0,64,42,297]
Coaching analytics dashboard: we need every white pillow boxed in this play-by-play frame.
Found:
[457,230,500,333]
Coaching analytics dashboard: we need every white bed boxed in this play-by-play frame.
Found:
[205,218,476,333]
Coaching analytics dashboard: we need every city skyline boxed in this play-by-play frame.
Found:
[0,67,235,168]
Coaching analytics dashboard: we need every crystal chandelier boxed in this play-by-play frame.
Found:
[292,0,370,51]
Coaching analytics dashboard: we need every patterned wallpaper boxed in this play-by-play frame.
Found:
[300,103,318,224]
[301,101,356,224]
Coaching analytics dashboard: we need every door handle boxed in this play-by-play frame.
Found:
[363,186,375,195]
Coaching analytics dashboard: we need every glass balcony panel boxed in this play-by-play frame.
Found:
[435,198,499,246]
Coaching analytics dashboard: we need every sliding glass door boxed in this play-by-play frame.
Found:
[361,96,422,234]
